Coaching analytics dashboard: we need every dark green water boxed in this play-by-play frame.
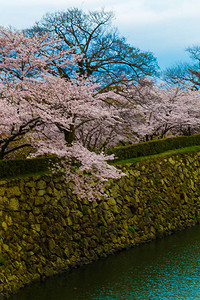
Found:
[10,225,200,300]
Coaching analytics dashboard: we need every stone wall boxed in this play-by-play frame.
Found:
[1,150,200,299]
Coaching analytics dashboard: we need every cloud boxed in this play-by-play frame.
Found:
[3,0,200,20]
[1,0,69,5]
[114,0,200,26]
[3,0,200,27]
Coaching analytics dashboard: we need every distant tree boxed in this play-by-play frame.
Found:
[132,82,200,140]
[25,8,159,90]
[74,78,200,149]
[163,46,200,90]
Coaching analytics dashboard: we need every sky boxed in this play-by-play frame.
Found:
[1,0,200,70]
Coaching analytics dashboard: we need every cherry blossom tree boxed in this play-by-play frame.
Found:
[0,26,81,82]
[0,27,124,200]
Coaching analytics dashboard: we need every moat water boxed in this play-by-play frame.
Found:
[10,225,200,300]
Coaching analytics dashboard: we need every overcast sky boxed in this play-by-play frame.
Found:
[1,0,200,70]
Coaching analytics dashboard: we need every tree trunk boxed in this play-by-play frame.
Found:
[64,125,76,146]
